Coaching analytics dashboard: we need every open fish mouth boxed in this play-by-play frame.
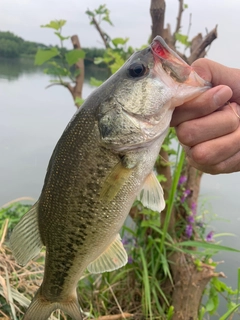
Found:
[151,36,211,87]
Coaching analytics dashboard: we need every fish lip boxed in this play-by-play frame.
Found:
[150,36,187,65]
[150,36,192,83]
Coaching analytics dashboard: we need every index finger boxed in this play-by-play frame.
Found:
[192,59,240,103]
[170,85,232,127]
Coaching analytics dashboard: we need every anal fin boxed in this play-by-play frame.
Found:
[9,201,43,266]
[87,234,128,273]
[137,171,165,212]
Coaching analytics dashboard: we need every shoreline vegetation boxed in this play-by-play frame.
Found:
[0,31,106,67]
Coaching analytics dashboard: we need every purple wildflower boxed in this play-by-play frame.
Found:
[121,238,129,246]
[206,231,214,242]
[185,224,193,238]
[180,189,191,203]
[191,202,197,216]
[187,215,195,224]
[178,175,187,186]
[128,256,133,264]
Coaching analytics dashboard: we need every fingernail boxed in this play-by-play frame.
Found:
[213,86,232,107]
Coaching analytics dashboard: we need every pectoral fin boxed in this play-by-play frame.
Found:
[100,161,132,202]
[9,201,43,266]
[137,171,165,212]
[87,234,128,273]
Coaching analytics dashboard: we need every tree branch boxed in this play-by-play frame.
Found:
[188,26,218,64]
[91,16,110,48]
[70,35,85,107]
[173,0,184,45]
[150,0,166,40]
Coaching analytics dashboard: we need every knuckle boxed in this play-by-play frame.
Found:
[230,114,240,131]
[190,144,209,165]
[176,123,196,146]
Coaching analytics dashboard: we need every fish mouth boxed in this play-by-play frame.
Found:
[150,36,210,87]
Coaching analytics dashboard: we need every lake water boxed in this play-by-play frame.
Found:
[0,58,240,318]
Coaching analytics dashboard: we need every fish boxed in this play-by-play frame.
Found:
[9,36,210,320]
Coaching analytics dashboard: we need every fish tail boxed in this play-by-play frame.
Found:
[23,287,82,320]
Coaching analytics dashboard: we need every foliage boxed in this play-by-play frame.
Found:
[86,4,113,27]
[0,202,31,239]
[0,31,47,58]
[86,5,135,73]
[175,32,191,48]
[82,47,106,66]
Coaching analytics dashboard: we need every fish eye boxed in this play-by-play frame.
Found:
[128,62,148,78]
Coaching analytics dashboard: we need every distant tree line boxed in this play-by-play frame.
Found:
[0,31,47,58]
[0,31,105,66]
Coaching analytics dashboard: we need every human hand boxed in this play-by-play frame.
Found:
[171,58,240,174]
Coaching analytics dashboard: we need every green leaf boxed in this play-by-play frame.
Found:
[43,61,70,77]
[157,174,167,183]
[112,37,129,47]
[205,297,215,313]
[198,307,206,320]
[85,9,95,17]
[90,77,103,87]
[178,241,240,253]
[41,20,66,30]
[65,49,85,66]
[141,220,160,228]
[54,32,70,41]
[44,67,69,77]
[175,33,191,46]
[167,306,174,320]
[102,15,113,26]
[95,4,108,15]
[34,47,59,65]
[94,57,104,65]
[75,97,85,107]
[237,268,240,298]
[211,278,228,292]
[213,233,236,238]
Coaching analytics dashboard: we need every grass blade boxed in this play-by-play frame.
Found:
[139,248,152,319]
[178,241,240,253]
[219,304,240,320]
[160,146,185,253]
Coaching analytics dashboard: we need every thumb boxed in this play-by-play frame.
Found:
[192,58,240,103]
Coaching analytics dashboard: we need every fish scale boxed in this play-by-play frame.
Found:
[9,36,210,320]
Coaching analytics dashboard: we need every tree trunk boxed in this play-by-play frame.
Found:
[170,252,225,320]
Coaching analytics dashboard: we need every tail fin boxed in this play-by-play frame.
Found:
[23,288,82,320]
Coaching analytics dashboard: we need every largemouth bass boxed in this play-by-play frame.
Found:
[10,36,210,320]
